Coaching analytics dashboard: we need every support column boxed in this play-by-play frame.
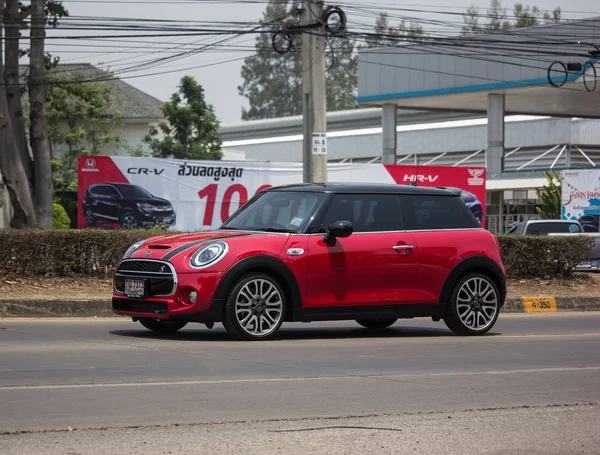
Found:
[382,104,397,164]
[487,94,505,177]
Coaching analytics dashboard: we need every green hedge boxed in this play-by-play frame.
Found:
[0,229,170,276]
[0,229,595,279]
[497,234,594,278]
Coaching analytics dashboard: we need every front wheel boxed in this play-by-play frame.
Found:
[223,273,286,341]
[444,273,500,336]
[119,211,138,230]
[84,207,97,226]
[139,318,188,333]
[356,318,398,329]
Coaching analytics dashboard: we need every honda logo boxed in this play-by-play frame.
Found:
[85,159,96,169]
[468,169,484,179]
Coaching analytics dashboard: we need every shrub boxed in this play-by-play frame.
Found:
[0,229,595,278]
[0,229,176,276]
[497,234,594,278]
[52,203,71,229]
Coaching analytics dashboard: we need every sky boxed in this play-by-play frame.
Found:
[43,0,600,125]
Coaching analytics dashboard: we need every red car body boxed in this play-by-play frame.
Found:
[113,184,506,340]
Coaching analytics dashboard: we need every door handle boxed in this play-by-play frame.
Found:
[393,245,414,255]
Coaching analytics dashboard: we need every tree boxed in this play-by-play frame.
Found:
[535,170,561,219]
[0,0,36,227]
[461,1,561,35]
[487,0,512,32]
[462,6,483,35]
[45,69,122,223]
[29,0,53,228]
[0,0,68,228]
[239,0,360,120]
[5,0,32,185]
[362,12,424,48]
[143,76,222,160]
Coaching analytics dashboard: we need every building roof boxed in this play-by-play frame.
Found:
[19,63,165,121]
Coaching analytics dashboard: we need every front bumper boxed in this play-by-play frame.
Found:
[112,271,223,322]
[137,212,177,228]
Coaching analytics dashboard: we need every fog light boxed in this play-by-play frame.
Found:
[188,291,198,304]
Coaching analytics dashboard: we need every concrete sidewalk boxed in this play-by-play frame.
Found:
[0,296,599,318]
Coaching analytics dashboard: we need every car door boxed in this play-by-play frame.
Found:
[103,186,123,220]
[305,193,423,308]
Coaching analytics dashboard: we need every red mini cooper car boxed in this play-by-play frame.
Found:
[112,183,506,341]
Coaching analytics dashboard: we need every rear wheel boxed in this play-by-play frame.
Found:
[356,318,398,330]
[444,273,500,336]
[223,273,286,341]
[139,318,188,333]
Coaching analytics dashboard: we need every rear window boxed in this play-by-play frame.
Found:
[400,195,480,231]
[526,222,582,235]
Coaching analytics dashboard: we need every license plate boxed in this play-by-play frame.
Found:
[125,279,145,298]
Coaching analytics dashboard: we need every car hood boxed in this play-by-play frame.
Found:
[133,198,172,207]
[128,230,275,261]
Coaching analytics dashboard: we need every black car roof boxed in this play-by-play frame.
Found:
[265,183,458,196]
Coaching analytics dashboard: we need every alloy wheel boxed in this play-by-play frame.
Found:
[456,276,499,331]
[121,214,138,230]
[234,278,284,337]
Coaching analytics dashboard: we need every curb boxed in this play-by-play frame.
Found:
[0,299,117,318]
[0,297,599,318]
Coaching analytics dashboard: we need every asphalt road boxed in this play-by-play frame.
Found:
[1,313,599,453]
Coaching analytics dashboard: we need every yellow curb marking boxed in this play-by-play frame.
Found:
[522,296,557,313]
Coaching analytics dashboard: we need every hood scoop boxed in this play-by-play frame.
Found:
[148,245,172,250]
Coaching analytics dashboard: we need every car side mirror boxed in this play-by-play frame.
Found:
[323,220,353,245]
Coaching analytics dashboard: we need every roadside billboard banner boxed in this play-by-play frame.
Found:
[561,170,600,221]
[77,156,486,231]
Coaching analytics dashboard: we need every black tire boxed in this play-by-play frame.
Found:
[223,273,286,341]
[119,210,138,230]
[139,318,188,333]
[84,207,97,227]
[444,273,501,336]
[356,318,398,329]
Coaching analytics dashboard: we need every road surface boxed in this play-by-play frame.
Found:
[1,313,599,453]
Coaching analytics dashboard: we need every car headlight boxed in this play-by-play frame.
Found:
[137,202,155,212]
[189,241,228,269]
[124,240,145,258]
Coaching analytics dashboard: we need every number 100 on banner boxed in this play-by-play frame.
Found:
[198,183,272,227]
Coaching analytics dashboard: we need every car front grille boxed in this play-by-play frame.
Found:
[118,260,172,274]
[115,260,176,297]
[112,299,168,315]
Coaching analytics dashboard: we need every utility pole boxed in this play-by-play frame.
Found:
[302,0,327,183]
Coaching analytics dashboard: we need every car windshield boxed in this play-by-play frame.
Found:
[116,185,154,199]
[221,191,324,233]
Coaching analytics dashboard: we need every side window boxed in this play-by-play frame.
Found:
[106,186,120,198]
[400,195,480,231]
[91,186,109,197]
[321,194,402,233]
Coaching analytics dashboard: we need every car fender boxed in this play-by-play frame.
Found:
[438,256,507,311]
[211,255,303,321]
